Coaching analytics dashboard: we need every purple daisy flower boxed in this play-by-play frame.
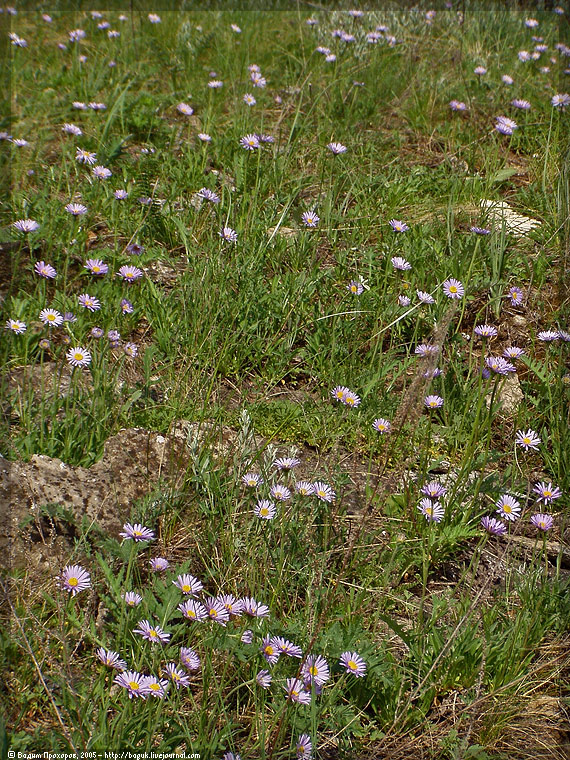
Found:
[177,102,194,116]
[443,278,464,299]
[421,481,447,499]
[241,629,254,644]
[285,678,312,704]
[537,330,559,342]
[256,669,272,689]
[149,557,169,572]
[13,219,39,233]
[126,243,144,256]
[164,663,191,688]
[114,670,151,699]
[398,295,411,306]
[78,293,101,311]
[496,494,521,521]
[204,597,231,626]
[331,385,351,403]
[58,564,91,596]
[122,591,142,607]
[34,261,57,279]
[114,189,128,200]
[502,74,514,85]
[313,481,335,502]
[424,395,444,409]
[273,636,303,658]
[418,498,445,522]
[119,522,155,541]
[66,347,92,368]
[470,226,491,234]
[173,573,203,595]
[552,93,570,108]
[508,286,524,306]
[417,290,435,304]
[530,513,554,531]
[65,202,88,216]
[242,597,270,618]
[133,620,170,644]
[76,148,97,165]
[511,99,531,110]
[373,418,391,434]
[533,482,562,504]
[485,356,516,375]
[240,133,260,150]
[503,346,525,359]
[339,651,367,677]
[260,636,281,665]
[39,309,63,327]
[219,227,238,243]
[449,100,467,111]
[198,188,221,204]
[120,299,134,314]
[117,265,143,283]
[481,516,507,535]
[295,481,315,496]
[515,429,541,451]
[389,219,409,232]
[242,472,263,487]
[178,599,208,622]
[327,142,347,154]
[255,500,276,519]
[347,280,364,294]
[92,165,112,180]
[301,654,330,686]
[270,484,291,501]
[474,324,498,338]
[296,735,312,760]
[301,210,320,227]
[5,319,26,334]
[144,675,169,698]
[180,647,201,672]
[391,256,412,271]
[96,647,127,671]
[495,116,518,135]
[84,259,108,275]
[217,594,244,617]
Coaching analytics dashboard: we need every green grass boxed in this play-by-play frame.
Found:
[2,5,569,759]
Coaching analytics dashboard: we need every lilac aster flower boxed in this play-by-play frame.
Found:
[58,564,91,596]
[243,93,256,106]
[537,330,559,341]
[126,243,144,256]
[96,647,127,671]
[78,293,101,311]
[502,74,514,85]
[119,522,155,541]
[443,278,464,299]
[124,342,138,358]
[551,93,570,108]
[421,481,447,499]
[178,599,208,622]
[271,484,291,502]
[347,280,364,294]
[415,344,439,357]
[34,261,57,279]
[241,629,254,644]
[91,327,104,339]
[204,598,231,626]
[424,395,444,409]
[331,385,351,402]
[296,735,312,760]
[418,498,445,522]
[114,670,151,699]
[295,481,315,496]
[133,620,170,644]
[474,66,487,75]
[75,148,97,165]
[518,50,531,61]
[339,651,367,677]
[285,678,312,705]
[391,256,412,271]
[164,663,190,688]
[220,227,238,243]
[398,295,411,306]
[496,494,521,521]
[198,188,221,204]
[13,219,39,233]
[251,72,267,87]
[148,14,161,23]
[389,219,409,232]
[240,133,260,150]
[515,429,541,451]
[114,189,128,200]
[67,347,92,368]
[327,142,347,154]
[373,418,391,434]
[533,482,562,504]
[254,500,277,520]
[84,258,108,275]
[273,636,303,658]
[149,557,169,572]
[217,594,244,617]
[511,99,531,110]
[313,482,335,502]
[301,211,320,227]
[173,573,203,595]
[471,226,491,235]
[301,654,330,686]
[507,286,524,306]
[242,597,270,618]
[40,309,63,327]
[5,319,26,334]
[503,346,525,359]
[180,647,201,672]
[495,116,518,135]
[256,669,272,688]
[122,591,143,607]
[242,472,263,487]
[92,165,112,180]
[474,324,498,338]
[208,80,223,88]
[198,133,212,142]
[450,100,467,111]
[65,202,88,216]
[485,356,516,375]
[120,299,134,314]
[557,330,570,342]
[530,513,554,531]
[481,516,507,535]
[177,102,194,115]
[117,265,143,283]
[261,636,281,665]
[417,290,435,304]
[273,457,301,470]
[144,675,169,698]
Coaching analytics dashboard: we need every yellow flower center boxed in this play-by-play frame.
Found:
[68,576,78,586]
[309,665,318,676]
[74,353,83,361]
[182,584,191,592]
[544,491,551,497]
[149,683,160,691]
[188,611,196,618]
[129,681,139,690]
[210,609,217,617]
[149,630,157,637]
[348,660,357,671]
[260,508,269,516]
[449,285,457,293]
[523,437,531,445]
[504,504,512,513]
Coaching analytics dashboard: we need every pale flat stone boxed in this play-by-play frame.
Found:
[480,199,541,237]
